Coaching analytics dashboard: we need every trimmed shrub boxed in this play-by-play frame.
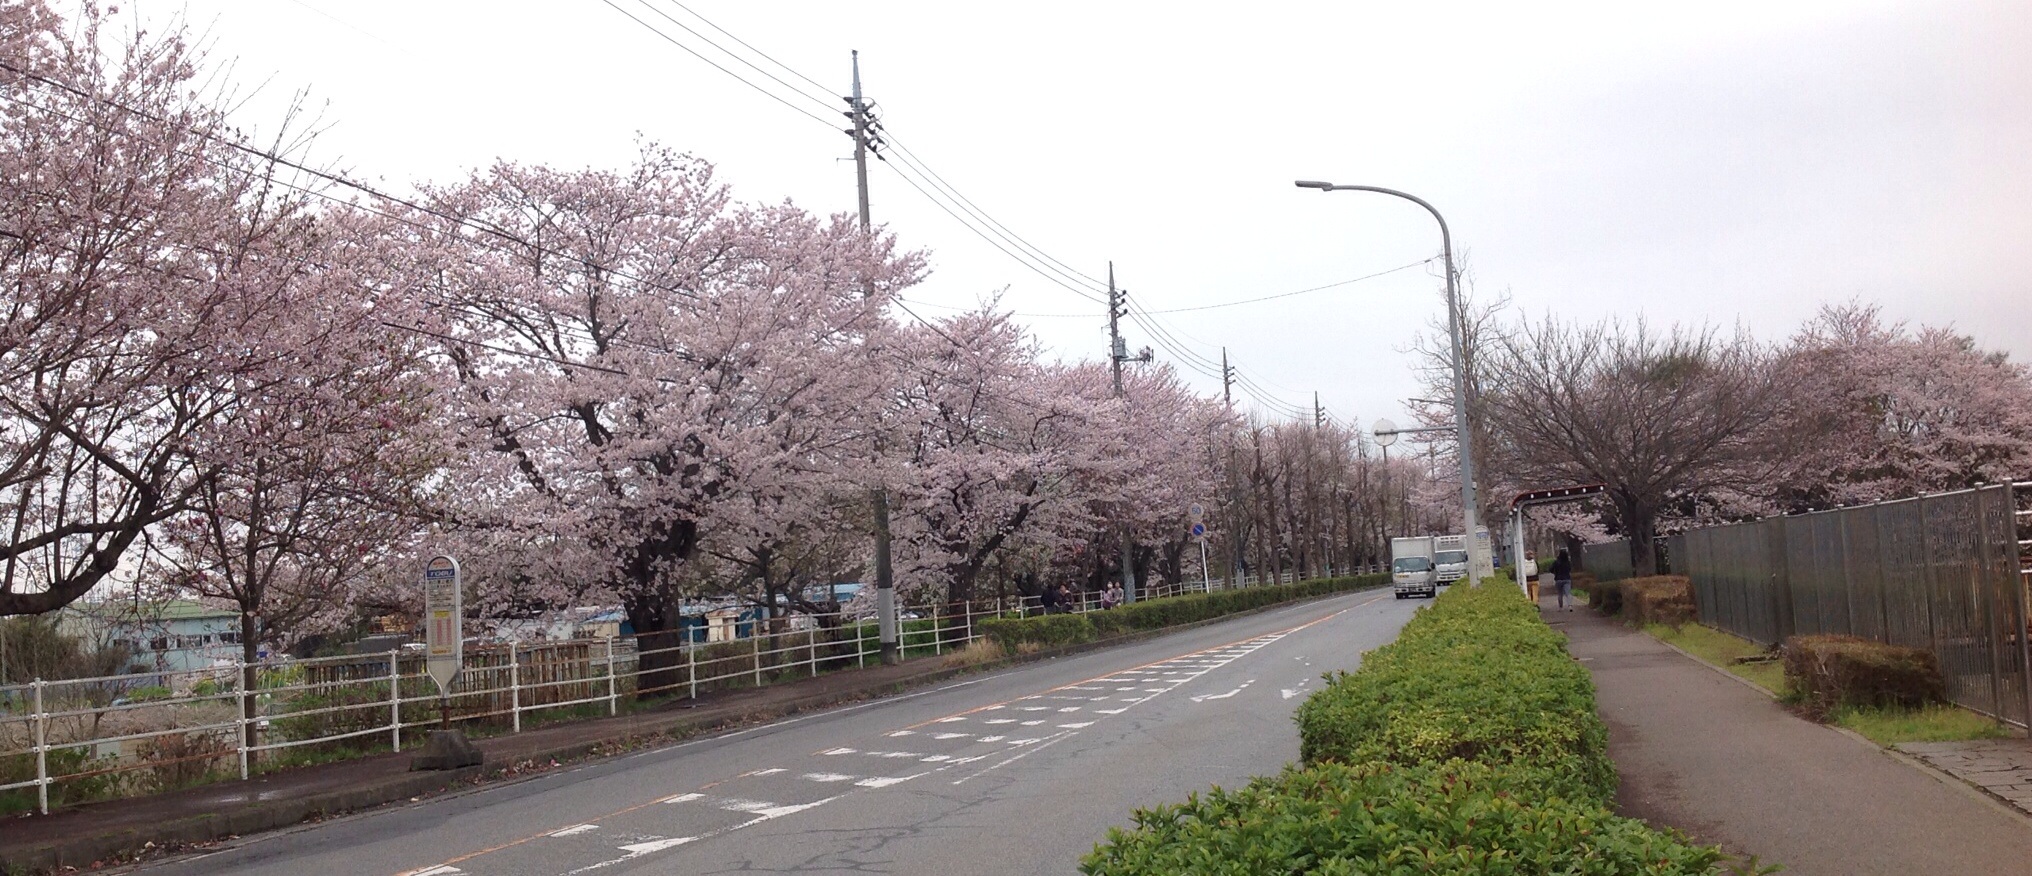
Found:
[1588,575,1624,616]
[1082,760,1721,876]
[978,613,1096,651]
[1295,581,1616,801]
[1623,576,1698,628]
[1783,634,1945,719]
[980,574,1387,651]
[1084,580,1723,875]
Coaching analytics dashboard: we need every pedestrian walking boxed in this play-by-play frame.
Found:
[1037,583,1059,616]
[1550,549,1573,610]
[1056,583,1076,613]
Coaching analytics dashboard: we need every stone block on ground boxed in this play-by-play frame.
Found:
[410,730,483,771]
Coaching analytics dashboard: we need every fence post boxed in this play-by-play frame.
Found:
[509,648,522,734]
[857,621,866,669]
[32,678,46,815]
[605,637,618,716]
[934,611,943,656]
[389,650,402,752]
[752,633,763,686]
[808,628,818,677]
[687,640,698,699]
[236,659,251,781]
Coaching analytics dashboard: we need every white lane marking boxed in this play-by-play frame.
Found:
[402,867,462,876]
[855,773,924,788]
[823,747,857,756]
[1095,708,1126,714]
[1059,722,1093,728]
[741,768,786,777]
[548,824,600,837]
[1019,720,1044,726]
[1282,689,1301,699]
[618,837,695,854]
[659,792,704,804]
[984,718,1016,724]
[887,730,916,737]
[932,732,969,740]
[936,716,968,722]
[978,735,1005,742]
[1191,689,1242,702]
[804,772,856,783]
[952,730,1079,785]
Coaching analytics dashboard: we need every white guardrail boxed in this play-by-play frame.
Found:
[0,568,1376,814]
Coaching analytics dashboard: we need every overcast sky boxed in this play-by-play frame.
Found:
[129,0,2032,430]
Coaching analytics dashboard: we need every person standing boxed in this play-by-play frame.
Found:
[1550,549,1573,611]
[1037,583,1059,616]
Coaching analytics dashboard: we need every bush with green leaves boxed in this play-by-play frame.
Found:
[1083,759,1722,876]
[1083,581,1726,875]
[981,574,1387,651]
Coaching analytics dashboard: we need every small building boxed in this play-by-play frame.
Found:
[59,599,247,677]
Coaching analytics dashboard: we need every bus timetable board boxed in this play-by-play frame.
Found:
[423,555,462,694]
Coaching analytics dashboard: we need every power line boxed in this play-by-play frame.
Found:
[593,0,841,131]
[630,0,841,112]
[1137,259,1436,314]
[655,0,839,99]
[878,127,1106,291]
[879,159,1108,305]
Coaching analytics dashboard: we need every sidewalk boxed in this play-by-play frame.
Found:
[1550,600,2032,875]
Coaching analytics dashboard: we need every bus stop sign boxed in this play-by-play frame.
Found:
[423,555,462,695]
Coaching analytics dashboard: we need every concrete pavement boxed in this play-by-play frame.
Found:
[119,588,1414,876]
[1556,601,2032,875]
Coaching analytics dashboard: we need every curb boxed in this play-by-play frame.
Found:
[3,584,1382,873]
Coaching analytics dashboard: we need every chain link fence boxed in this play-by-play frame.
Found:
[1667,483,2032,730]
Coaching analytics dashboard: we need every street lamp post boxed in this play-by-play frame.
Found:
[1297,180,1482,583]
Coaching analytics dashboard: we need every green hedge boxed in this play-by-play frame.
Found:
[977,574,1387,652]
[1082,580,1726,875]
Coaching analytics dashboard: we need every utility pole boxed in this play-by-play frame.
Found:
[846,50,898,665]
[1106,264,1137,603]
[1314,392,1325,430]
[1223,348,1241,581]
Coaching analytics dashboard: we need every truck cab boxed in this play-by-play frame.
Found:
[1389,536,1438,599]
[1433,534,1469,585]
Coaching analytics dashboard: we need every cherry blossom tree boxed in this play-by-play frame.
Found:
[1773,303,2032,510]
[0,5,336,615]
[408,146,920,695]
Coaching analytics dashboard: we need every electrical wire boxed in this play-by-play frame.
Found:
[879,159,1108,305]
[656,0,839,98]
[878,126,1106,291]
[627,0,843,114]
[594,0,841,131]
[1137,258,1436,314]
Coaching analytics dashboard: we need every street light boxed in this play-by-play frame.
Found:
[1297,180,1483,583]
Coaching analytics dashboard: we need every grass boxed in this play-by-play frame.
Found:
[1642,622,2010,746]
[1643,622,1786,694]
[1831,703,2009,745]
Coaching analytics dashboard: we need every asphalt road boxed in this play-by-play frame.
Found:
[132,588,1417,876]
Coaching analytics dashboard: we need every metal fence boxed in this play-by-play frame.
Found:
[0,569,1356,815]
[1668,483,2032,731]
[1580,542,1635,582]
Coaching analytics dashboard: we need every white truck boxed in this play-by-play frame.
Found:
[1390,536,1438,599]
[1433,534,1470,585]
